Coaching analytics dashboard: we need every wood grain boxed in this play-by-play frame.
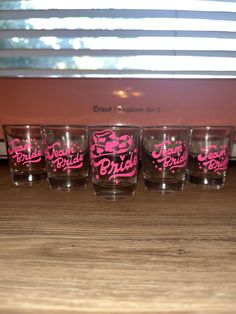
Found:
[0,160,236,314]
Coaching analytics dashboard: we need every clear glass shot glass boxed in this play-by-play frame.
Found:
[42,125,89,190]
[141,126,190,191]
[89,125,140,200]
[187,126,234,189]
[3,124,47,185]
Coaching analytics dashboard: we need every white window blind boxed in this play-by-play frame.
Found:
[0,0,236,78]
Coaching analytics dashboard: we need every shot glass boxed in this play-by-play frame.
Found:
[187,126,234,189]
[89,125,140,199]
[42,125,89,190]
[141,126,190,191]
[3,124,47,185]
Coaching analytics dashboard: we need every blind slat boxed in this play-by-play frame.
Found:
[0,1,235,78]
[1,0,236,12]
[1,18,236,32]
[1,9,236,20]
[1,50,236,57]
[1,37,236,51]
[1,30,236,39]
[1,69,235,78]
[1,56,235,71]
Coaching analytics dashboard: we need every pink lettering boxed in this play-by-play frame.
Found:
[197,145,229,173]
[92,150,138,181]
[152,140,188,171]
[52,154,83,171]
[45,141,84,171]
[198,145,227,162]
[45,142,76,160]
[8,138,42,165]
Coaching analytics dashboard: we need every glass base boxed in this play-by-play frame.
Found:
[93,183,136,200]
[11,172,47,186]
[143,178,185,192]
[188,174,225,190]
[48,176,88,190]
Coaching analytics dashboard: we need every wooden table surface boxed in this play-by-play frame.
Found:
[0,160,236,314]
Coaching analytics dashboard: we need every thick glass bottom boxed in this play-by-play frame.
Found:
[143,178,185,192]
[188,174,225,190]
[93,183,136,200]
[48,176,88,190]
[11,172,47,186]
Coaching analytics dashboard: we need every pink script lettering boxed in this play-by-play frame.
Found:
[45,141,83,171]
[152,140,188,171]
[8,138,42,165]
[92,149,138,181]
[197,145,229,172]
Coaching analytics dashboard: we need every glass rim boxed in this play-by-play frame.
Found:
[88,124,141,130]
[41,124,88,129]
[142,125,191,130]
[190,125,234,130]
[2,124,42,128]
